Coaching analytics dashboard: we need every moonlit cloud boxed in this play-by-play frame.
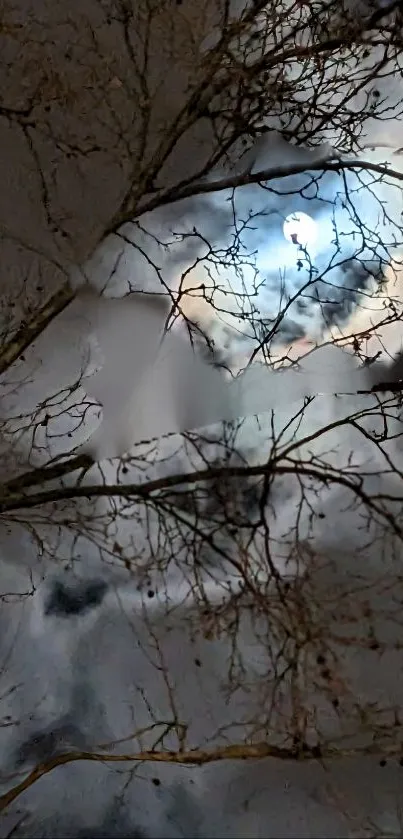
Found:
[2,4,403,837]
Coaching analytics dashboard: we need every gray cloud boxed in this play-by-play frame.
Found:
[2,4,403,837]
[43,580,109,619]
[310,258,385,330]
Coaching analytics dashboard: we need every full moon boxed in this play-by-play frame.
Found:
[283,212,317,248]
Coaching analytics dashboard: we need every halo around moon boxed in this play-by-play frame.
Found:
[283,212,317,248]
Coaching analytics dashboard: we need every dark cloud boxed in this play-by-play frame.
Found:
[15,720,87,769]
[275,317,307,343]
[44,580,108,618]
[271,258,385,344]
[318,259,384,329]
[74,805,149,839]
[14,807,150,839]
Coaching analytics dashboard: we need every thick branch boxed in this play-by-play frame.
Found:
[0,282,75,377]
[114,156,403,232]
[3,453,94,495]
[1,738,402,814]
[1,457,401,538]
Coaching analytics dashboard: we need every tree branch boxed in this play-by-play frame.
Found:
[1,738,402,814]
[2,453,94,495]
[112,156,403,232]
[1,458,401,538]
[0,282,75,377]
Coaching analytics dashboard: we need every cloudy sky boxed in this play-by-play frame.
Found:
[1,0,403,837]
